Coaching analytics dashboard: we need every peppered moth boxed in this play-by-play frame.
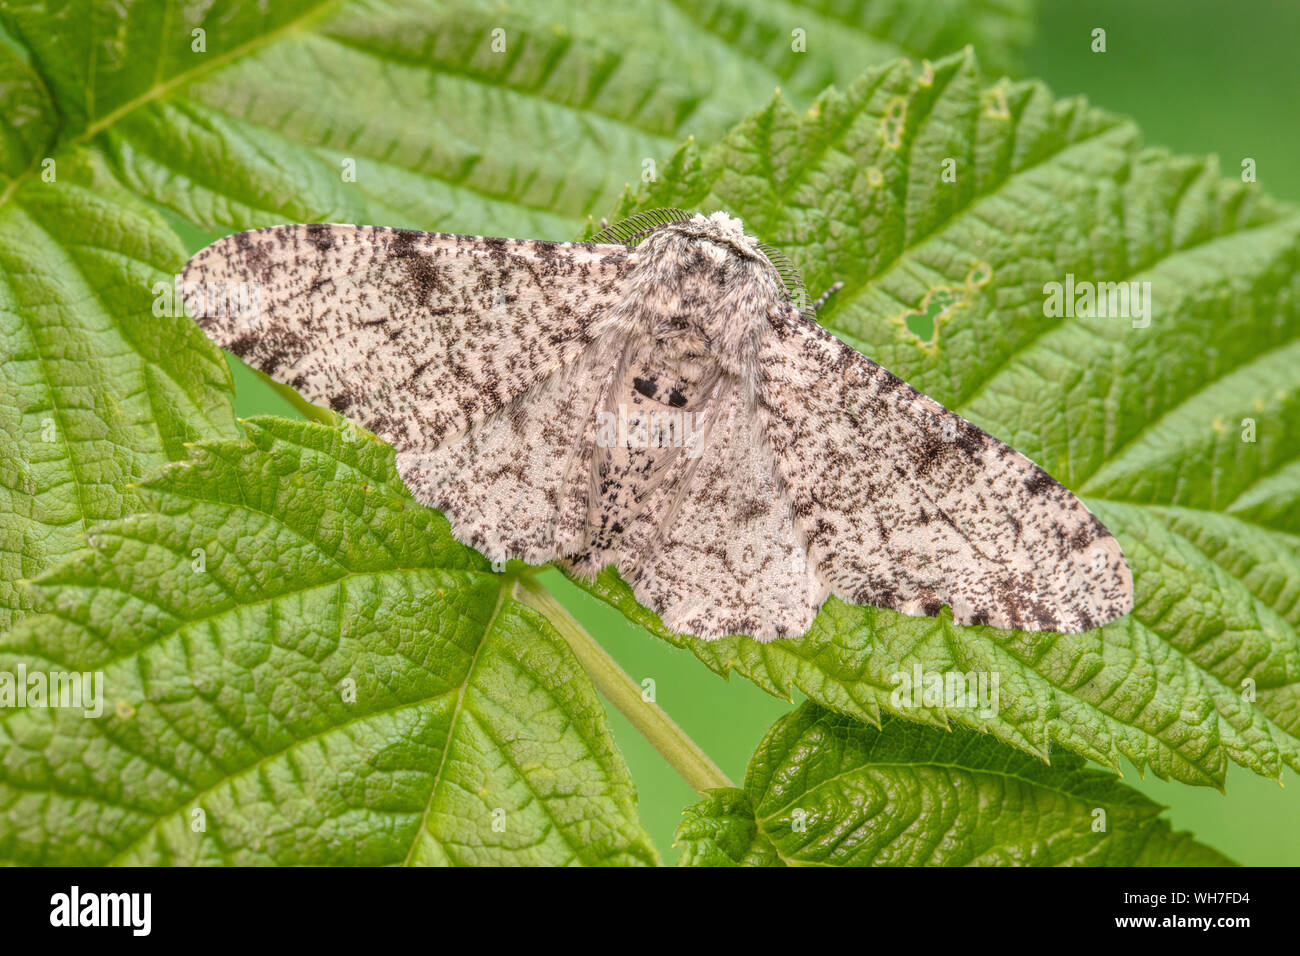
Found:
[181,210,1133,640]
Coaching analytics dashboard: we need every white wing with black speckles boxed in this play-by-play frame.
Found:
[182,224,631,454]
[756,308,1134,633]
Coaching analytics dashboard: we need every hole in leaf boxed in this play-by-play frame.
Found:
[905,288,965,342]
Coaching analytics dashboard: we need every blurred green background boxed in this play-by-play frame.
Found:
[221,0,1300,865]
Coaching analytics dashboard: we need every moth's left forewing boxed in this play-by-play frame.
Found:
[182,225,633,455]
[756,309,1134,633]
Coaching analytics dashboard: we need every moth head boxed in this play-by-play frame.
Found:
[594,210,812,321]
[652,212,815,324]
[671,212,765,260]
[603,213,798,378]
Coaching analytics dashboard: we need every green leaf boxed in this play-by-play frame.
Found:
[0,35,58,178]
[0,417,657,865]
[575,49,1300,788]
[676,703,1234,866]
[0,149,238,632]
[2,0,1034,239]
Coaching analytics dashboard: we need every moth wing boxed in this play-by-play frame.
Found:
[609,384,828,640]
[757,312,1133,633]
[181,224,631,452]
[395,348,614,565]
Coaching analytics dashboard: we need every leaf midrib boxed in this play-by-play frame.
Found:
[760,745,1154,822]
[401,580,504,866]
[748,744,1163,865]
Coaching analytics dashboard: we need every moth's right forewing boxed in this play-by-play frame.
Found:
[182,225,633,452]
[756,311,1134,633]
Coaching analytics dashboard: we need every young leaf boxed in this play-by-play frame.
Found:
[677,703,1234,866]
[575,49,1300,788]
[1,0,1033,238]
[0,150,238,632]
[0,418,657,865]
